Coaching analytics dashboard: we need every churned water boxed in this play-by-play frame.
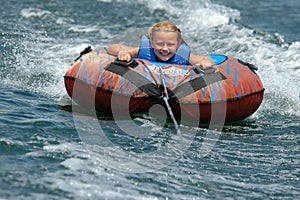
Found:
[0,0,299,199]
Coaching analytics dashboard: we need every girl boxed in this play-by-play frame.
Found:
[107,21,214,68]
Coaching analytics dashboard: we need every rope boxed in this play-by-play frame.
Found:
[159,68,179,131]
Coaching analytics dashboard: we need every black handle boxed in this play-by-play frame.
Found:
[74,46,93,62]
[114,58,137,67]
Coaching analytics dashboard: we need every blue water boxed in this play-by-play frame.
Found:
[1,0,299,199]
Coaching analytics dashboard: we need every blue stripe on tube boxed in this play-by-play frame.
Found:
[227,62,231,76]
[234,68,238,87]
[83,65,90,85]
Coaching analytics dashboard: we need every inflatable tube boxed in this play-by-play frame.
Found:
[64,47,264,124]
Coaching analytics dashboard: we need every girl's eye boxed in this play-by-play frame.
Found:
[155,42,175,47]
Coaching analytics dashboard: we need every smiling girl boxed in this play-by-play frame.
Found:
[107,21,214,68]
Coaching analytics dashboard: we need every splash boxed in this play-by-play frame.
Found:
[1,0,299,118]
[20,8,51,19]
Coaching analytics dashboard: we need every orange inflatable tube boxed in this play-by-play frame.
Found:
[64,47,264,124]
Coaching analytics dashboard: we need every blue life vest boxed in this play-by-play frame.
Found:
[137,35,191,65]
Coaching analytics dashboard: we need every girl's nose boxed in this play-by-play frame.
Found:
[162,44,168,51]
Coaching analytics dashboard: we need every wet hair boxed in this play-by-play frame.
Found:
[147,21,183,43]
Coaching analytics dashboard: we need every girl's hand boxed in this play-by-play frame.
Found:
[190,54,214,69]
[195,57,214,69]
[118,50,132,62]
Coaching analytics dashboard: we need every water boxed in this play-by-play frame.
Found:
[1,0,299,199]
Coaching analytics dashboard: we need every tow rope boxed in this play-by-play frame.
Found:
[158,67,180,130]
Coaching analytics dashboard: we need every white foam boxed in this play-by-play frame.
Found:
[139,0,178,14]
[187,9,229,28]
[69,25,99,33]
[96,0,113,2]
[20,8,51,18]
[7,0,300,118]
[0,138,25,147]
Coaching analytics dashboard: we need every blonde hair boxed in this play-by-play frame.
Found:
[147,21,183,43]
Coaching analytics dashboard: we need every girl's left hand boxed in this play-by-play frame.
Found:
[195,57,214,69]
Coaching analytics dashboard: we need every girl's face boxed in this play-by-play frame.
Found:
[150,31,181,62]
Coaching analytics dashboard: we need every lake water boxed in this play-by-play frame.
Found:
[0,0,299,199]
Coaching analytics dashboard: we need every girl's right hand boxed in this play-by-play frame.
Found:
[118,50,132,62]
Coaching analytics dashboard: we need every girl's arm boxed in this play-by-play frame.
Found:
[107,44,139,62]
[189,53,214,69]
